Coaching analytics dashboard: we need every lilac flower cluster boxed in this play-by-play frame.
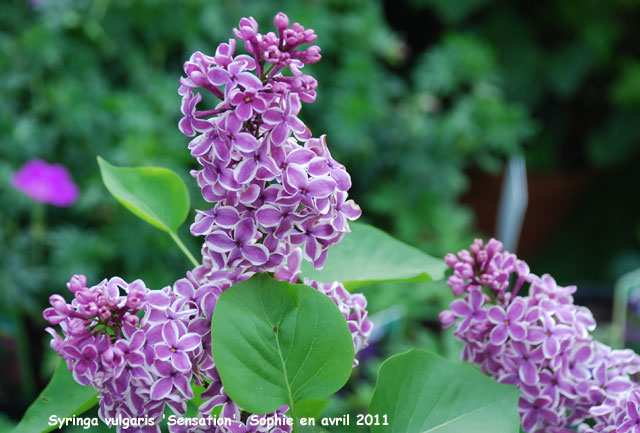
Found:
[440,239,640,432]
[178,12,360,280]
[43,13,371,433]
[174,14,370,427]
[44,275,202,426]
[44,272,372,432]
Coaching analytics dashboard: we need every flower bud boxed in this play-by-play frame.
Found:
[481,274,494,286]
[124,312,139,327]
[49,295,70,314]
[444,253,458,267]
[68,318,88,336]
[67,274,87,293]
[237,17,258,40]
[98,306,111,321]
[86,302,98,316]
[304,46,321,63]
[303,29,317,43]
[439,310,456,329]
[75,289,96,305]
[476,250,488,263]
[274,12,289,30]
[102,347,115,364]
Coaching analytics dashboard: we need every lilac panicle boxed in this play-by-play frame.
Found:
[178,11,361,279]
[12,159,79,207]
[440,238,640,433]
[44,275,201,430]
[44,13,371,433]
[171,13,371,428]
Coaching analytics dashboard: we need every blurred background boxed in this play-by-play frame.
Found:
[1,0,640,430]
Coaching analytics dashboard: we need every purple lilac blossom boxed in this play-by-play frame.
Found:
[11,159,79,207]
[170,14,371,427]
[178,12,361,279]
[44,275,201,431]
[440,238,640,433]
[44,13,371,433]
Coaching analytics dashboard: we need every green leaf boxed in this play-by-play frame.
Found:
[370,349,520,433]
[294,398,330,420]
[211,274,354,415]
[97,156,189,233]
[300,222,447,289]
[12,362,99,433]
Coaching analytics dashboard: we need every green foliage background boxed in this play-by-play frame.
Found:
[1,0,640,428]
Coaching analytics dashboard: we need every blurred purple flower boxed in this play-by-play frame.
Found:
[11,159,79,207]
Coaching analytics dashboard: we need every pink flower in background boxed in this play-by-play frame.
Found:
[11,159,79,207]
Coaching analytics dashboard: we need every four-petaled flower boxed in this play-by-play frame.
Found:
[487,298,527,345]
[450,289,487,334]
[262,93,310,144]
[63,344,98,385]
[154,322,201,372]
[206,218,269,266]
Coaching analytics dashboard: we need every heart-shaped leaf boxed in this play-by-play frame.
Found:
[370,349,520,433]
[97,156,190,233]
[211,274,354,416]
[12,362,98,433]
[301,222,447,289]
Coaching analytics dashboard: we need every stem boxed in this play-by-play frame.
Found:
[261,63,276,82]
[169,231,199,268]
[511,276,525,299]
[292,406,298,433]
[484,287,497,304]
[17,202,47,397]
[204,83,224,99]
[30,202,45,259]
[267,65,284,80]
